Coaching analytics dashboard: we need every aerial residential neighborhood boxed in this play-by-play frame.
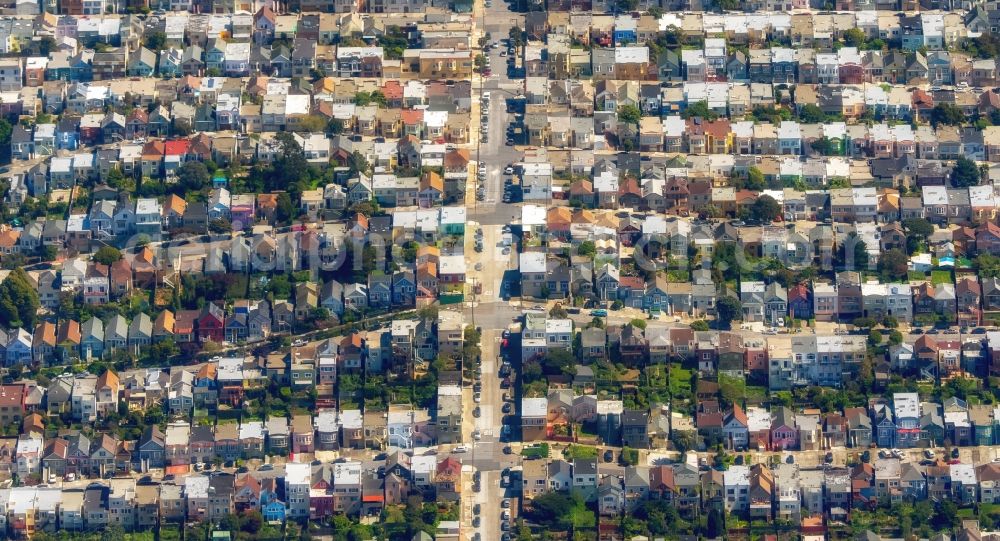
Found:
[4,0,1000,538]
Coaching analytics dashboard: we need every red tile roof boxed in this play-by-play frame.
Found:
[164,139,191,156]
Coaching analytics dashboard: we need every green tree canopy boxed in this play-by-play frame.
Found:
[749,194,782,223]
[878,248,910,282]
[142,31,166,51]
[618,104,641,126]
[745,167,765,191]
[844,28,866,47]
[681,100,719,121]
[797,103,827,123]
[931,103,966,127]
[93,246,122,266]
[716,295,742,329]
[951,156,982,188]
[176,161,211,193]
[0,268,39,328]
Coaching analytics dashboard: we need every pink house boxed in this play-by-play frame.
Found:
[291,414,314,455]
[770,407,799,450]
[230,194,256,229]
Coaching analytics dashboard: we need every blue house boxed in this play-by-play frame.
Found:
[613,16,637,45]
[56,117,80,151]
[80,318,105,361]
[261,490,286,523]
[4,328,32,366]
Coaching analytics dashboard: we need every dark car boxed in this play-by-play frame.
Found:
[825,452,834,463]
[973,327,988,334]
[503,445,512,454]
[604,449,614,462]
[502,402,512,413]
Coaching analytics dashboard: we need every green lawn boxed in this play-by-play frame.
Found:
[522,443,549,459]
[931,270,953,285]
[562,444,598,460]
[669,366,694,398]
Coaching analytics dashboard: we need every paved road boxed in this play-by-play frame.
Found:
[461,1,527,539]
[470,9,525,227]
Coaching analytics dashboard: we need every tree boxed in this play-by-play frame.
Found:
[176,161,210,192]
[931,103,966,127]
[951,156,982,188]
[681,100,719,121]
[209,218,232,234]
[541,348,575,376]
[93,246,121,266]
[629,319,647,330]
[298,114,328,133]
[348,150,371,177]
[275,192,296,224]
[671,430,697,453]
[576,240,596,257]
[745,167,765,191]
[0,118,12,163]
[143,31,167,51]
[749,194,782,223]
[903,217,934,254]
[272,132,311,191]
[844,28,866,47]
[706,509,724,538]
[878,248,909,281]
[353,91,387,107]
[0,268,39,328]
[751,105,792,124]
[508,27,526,47]
[716,296,742,329]
[868,329,882,348]
[811,137,837,156]
[618,104,642,126]
[963,33,1000,59]
[839,232,869,271]
[889,330,903,346]
[797,103,827,123]
[977,253,1000,278]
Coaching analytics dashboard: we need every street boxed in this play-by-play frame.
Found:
[469,0,525,227]
[458,0,529,538]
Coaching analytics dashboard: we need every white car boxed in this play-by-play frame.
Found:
[504,166,514,174]
[473,430,482,440]
[454,445,468,453]
[474,392,482,403]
